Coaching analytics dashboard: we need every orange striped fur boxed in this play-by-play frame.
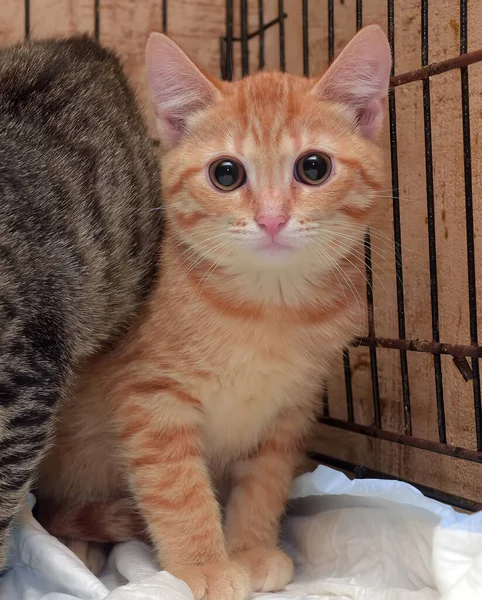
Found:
[37,26,391,600]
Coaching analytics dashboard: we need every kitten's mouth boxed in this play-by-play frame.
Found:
[256,240,294,255]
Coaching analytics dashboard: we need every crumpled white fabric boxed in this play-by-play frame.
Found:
[1,465,481,600]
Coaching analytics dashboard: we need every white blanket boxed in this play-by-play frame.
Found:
[2,466,481,600]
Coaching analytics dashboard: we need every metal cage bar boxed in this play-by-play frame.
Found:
[354,0,383,430]
[320,417,482,463]
[387,0,412,436]
[240,0,249,77]
[162,0,167,33]
[356,0,362,30]
[278,0,285,72]
[225,0,234,81]
[460,0,482,451]
[258,0,265,71]
[24,0,30,40]
[328,0,334,65]
[421,0,446,443]
[302,0,309,77]
[343,350,355,423]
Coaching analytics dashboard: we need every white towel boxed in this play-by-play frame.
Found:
[2,466,481,600]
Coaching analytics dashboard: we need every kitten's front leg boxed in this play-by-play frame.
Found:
[225,406,312,593]
[116,390,250,600]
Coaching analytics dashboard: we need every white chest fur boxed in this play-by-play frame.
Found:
[193,322,327,463]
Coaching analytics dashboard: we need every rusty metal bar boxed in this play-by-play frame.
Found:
[318,417,482,463]
[356,336,482,358]
[390,48,482,88]
[453,356,474,381]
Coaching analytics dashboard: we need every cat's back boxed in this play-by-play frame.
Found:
[0,36,162,355]
[0,35,141,143]
[0,36,141,168]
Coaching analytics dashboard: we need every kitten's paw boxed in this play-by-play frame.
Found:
[233,547,294,592]
[61,539,107,575]
[170,560,251,600]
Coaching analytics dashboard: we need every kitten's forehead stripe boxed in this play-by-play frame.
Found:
[243,74,294,149]
[224,74,310,194]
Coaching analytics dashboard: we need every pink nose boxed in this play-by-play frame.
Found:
[256,215,288,238]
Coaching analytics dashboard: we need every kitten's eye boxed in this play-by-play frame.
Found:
[295,152,332,185]
[209,159,246,191]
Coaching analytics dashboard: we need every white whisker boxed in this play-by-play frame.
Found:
[312,241,365,334]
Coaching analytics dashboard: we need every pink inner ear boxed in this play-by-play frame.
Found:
[146,33,220,147]
[313,25,392,138]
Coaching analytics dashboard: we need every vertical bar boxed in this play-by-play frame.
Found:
[162,0,168,33]
[325,0,338,420]
[220,37,226,80]
[241,0,249,77]
[421,0,446,443]
[365,235,382,428]
[356,0,362,30]
[25,0,30,40]
[94,0,100,41]
[343,350,355,422]
[328,0,334,64]
[388,0,412,435]
[322,389,330,418]
[302,0,309,77]
[326,0,351,415]
[258,0,265,70]
[460,0,482,450]
[278,0,285,71]
[356,0,382,428]
[225,0,234,81]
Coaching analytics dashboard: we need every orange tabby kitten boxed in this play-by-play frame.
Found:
[37,25,391,600]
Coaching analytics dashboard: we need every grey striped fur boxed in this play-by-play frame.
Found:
[0,36,162,568]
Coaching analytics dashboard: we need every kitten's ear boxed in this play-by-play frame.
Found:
[313,25,392,139]
[146,33,221,149]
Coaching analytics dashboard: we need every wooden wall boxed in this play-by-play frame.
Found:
[1,0,482,503]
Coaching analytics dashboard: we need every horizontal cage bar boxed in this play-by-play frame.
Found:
[391,48,482,87]
[318,417,482,463]
[222,13,287,42]
[355,336,482,358]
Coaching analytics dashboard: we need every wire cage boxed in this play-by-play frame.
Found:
[219,1,482,513]
[3,0,482,512]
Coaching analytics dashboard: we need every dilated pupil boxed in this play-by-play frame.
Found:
[303,154,328,181]
[215,161,238,187]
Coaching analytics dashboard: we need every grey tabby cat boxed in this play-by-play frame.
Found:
[0,36,162,567]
